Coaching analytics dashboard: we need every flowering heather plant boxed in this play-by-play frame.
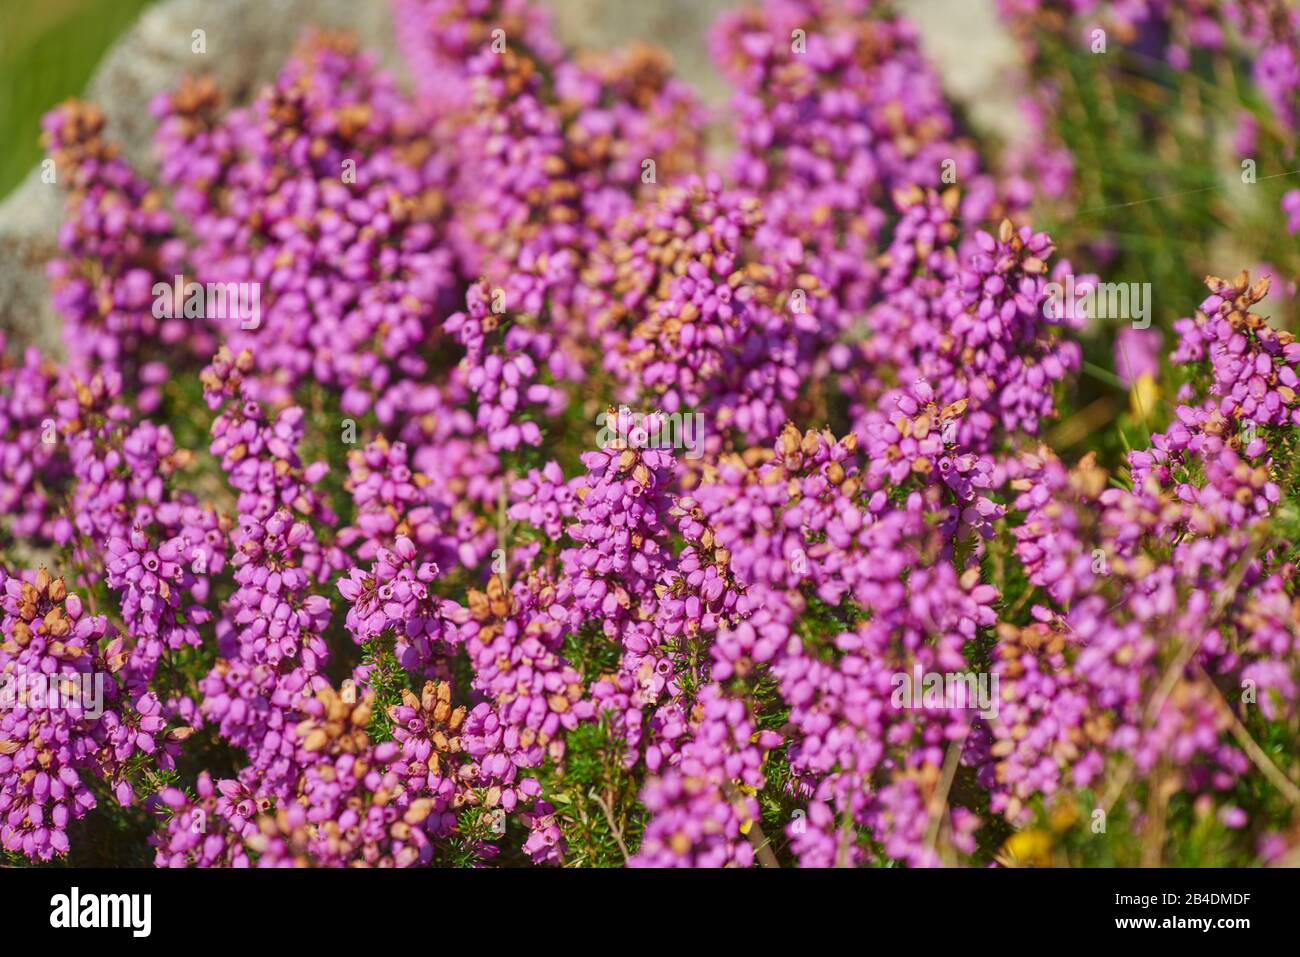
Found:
[3,0,1300,872]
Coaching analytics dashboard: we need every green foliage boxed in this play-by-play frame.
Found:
[0,0,160,197]
[544,715,644,866]
[1024,29,1300,473]
[358,636,409,743]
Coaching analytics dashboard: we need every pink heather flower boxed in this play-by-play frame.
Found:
[338,536,466,675]
[1,569,179,860]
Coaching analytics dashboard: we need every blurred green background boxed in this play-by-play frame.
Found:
[0,0,157,199]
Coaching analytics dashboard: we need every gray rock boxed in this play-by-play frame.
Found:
[908,0,1022,145]
[0,167,65,356]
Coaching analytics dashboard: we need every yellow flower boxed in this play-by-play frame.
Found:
[1129,371,1159,420]
[1049,801,1079,832]
[999,829,1054,867]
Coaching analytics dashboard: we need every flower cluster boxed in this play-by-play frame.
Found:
[580,176,807,441]
[153,34,458,415]
[1,570,177,860]
[339,536,464,676]
[710,0,1018,330]
[0,338,67,547]
[42,103,197,411]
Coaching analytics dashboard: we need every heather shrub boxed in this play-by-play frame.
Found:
[2,0,1299,868]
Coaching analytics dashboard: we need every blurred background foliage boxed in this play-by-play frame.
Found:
[1017,25,1300,474]
[0,0,158,197]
